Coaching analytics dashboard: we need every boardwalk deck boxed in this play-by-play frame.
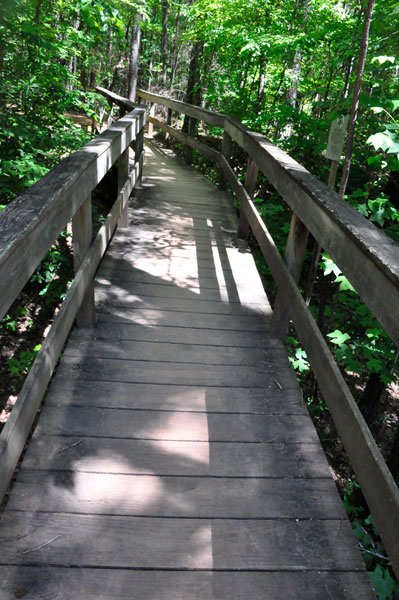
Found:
[0,142,375,598]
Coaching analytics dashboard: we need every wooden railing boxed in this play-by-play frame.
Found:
[0,101,146,502]
[99,86,399,576]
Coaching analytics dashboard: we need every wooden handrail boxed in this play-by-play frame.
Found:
[0,102,146,502]
[113,87,399,577]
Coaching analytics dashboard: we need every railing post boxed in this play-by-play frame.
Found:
[218,130,232,190]
[270,213,309,339]
[165,107,172,142]
[148,102,155,137]
[237,157,258,239]
[118,147,130,227]
[72,194,96,327]
[185,117,196,166]
[131,126,144,188]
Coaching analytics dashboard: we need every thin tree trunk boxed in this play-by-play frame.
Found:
[339,0,376,197]
[34,0,43,25]
[161,0,169,90]
[182,39,204,131]
[256,56,266,115]
[360,372,386,426]
[128,13,142,101]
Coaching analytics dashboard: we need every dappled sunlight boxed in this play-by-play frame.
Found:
[153,440,210,466]
[189,525,213,569]
[139,411,209,442]
[72,471,163,512]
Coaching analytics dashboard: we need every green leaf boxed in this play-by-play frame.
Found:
[357,203,369,217]
[367,132,393,151]
[327,330,351,346]
[366,359,382,373]
[371,56,395,65]
[335,275,355,292]
[368,565,398,600]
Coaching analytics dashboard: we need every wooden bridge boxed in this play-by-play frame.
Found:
[0,88,398,598]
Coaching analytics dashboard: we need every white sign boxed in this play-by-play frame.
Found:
[325,115,349,161]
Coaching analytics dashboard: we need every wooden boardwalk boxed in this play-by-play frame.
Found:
[0,142,375,598]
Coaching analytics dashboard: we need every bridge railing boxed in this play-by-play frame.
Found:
[100,86,399,576]
[0,101,146,502]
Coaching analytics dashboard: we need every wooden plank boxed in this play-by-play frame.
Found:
[20,436,338,478]
[34,405,318,443]
[95,291,270,317]
[224,117,399,347]
[241,191,399,577]
[46,379,303,412]
[96,86,138,112]
[69,322,273,349]
[0,511,365,570]
[0,107,146,322]
[137,88,225,127]
[0,159,142,504]
[63,337,288,368]
[96,268,252,291]
[270,213,309,339]
[238,157,258,239]
[0,566,376,600]
[219,130,232,190]
[95,279,263,303]
[54,354,298,389]
[97,306,270,332]
[72,193,96,327]
[8,471,345,519]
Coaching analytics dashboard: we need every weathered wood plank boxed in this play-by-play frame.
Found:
[96,271,263,296]
[72,193,96,327]
[8,471,345,519]
[0,566,377,600]
[46,379,303,412]
[34,405,317,443]
[97,306,270,332]
[69,321,273,348]
[96,291,270,317]
[20,436,337,478]
[54,355,298,389]
[0,511,365,571]
[63,337,289,368]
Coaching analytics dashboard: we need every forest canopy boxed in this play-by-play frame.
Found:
[1,0,399,205]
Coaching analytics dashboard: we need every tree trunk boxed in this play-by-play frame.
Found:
[182,40,204,131]
[339,0,376,197]
[128,13,142,101]
[256,56,266,115]
[360,372,386,426]
[387,427,399,485]
[161,0,169,90]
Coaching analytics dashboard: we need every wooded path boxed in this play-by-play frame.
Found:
[0,141,375,598]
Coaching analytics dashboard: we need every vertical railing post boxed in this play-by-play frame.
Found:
[218,130,232,190]
[131,124,144,188]
[270,213,309,339]
[185,116,196,166]
[72,194,96,327]
[148,102,155,137]
[237,157,259,240]
[118,147,130,227]
[165,107,172,142]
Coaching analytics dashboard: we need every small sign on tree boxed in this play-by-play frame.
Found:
[325,115,349,162]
